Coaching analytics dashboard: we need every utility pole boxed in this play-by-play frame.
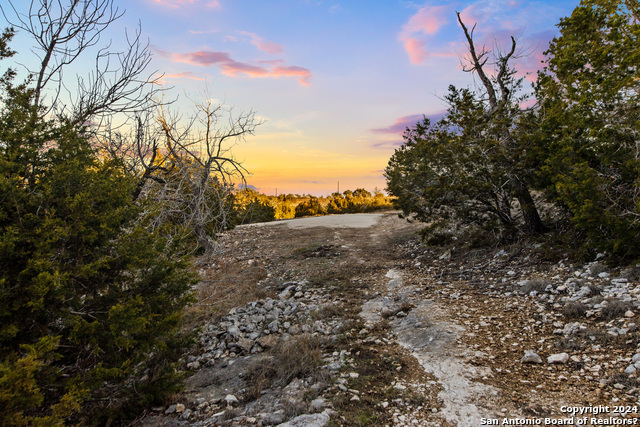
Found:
[275,188,278,197]
[337,181,339,194]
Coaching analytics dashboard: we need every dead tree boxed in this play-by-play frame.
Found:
[456,12,546,235]
[132,100,261,253]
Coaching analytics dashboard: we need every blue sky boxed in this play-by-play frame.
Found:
[3,0,580,195]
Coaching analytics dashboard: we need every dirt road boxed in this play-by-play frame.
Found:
[141,213,640,426]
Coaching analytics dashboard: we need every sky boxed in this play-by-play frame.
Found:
[3,0,580,196]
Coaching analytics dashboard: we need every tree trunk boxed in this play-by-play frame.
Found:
[513,178,547,235]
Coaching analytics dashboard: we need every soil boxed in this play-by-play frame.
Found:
[139,213,640,426]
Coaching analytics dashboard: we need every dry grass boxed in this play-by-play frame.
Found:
[601,299,634,320]
[244,333,330,401]
[183,258,273,327]
[563,301,587,319]
[520,278,549,295]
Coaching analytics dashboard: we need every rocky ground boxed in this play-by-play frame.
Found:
[137,213,640,426]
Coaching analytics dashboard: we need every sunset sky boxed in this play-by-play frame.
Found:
[4,0,579,195]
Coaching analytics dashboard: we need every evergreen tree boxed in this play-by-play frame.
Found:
[535,0,640,258]
[0,30,195,425]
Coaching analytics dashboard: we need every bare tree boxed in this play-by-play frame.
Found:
[456,12,546,235]
[114,99,261,253]
[0,0,160,126]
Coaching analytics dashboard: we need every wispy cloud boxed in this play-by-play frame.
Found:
[404,5,449,35]
[155,72,206,84]
[399,5,455,64]
[158,48,312,86]
[239,31,284,55]
[372,114,424,135]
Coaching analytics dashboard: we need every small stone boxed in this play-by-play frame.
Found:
[179,408,192,420]
[165,404,177,414]
[548,353,569,364]
[626,311,635,318]
[625,365,637,374]
[381,401,389,408]
[175,403,185,413]
[224,394,238,405]
[227,325,241,338]
[310,397,326,411]
[350,395,360,401]
[521,350,543,364]
[632,353,640,363]
[349,372,359,378]
[236,338,253,353]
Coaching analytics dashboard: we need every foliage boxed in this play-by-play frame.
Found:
[385,14,546,242]
[0,30,195,425]
[295,196,326,218]
[535,0,640,259]
[233,188,393,222]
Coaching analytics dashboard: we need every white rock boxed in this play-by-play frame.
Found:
[548,353,569,364]
[624,365,637,374]
[225,394,239,405]
[175,403,185,413]
[521,350,543,364]
[632,353,640,363]
[626,310,635,318]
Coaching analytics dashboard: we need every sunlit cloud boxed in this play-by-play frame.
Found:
[372,114,424,135]
[239,31,284,55]
[155,72,206,84]
[399,5,455,64]
[404,5,449,35]
[159,48,312,86]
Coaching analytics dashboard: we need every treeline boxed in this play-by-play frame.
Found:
[234,188,394,224]
[385,0,640,262]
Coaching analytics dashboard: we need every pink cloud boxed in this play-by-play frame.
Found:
[220,61,270,78]
[161,48,312,86]
[404,5,449,35]
[459,4,483,27]
[372,112,446,135]
[399,5,455,64]
[240,31,284,55]
[155,72,205,84]
[172,51,232,66]
[402,38,429,64]
[272,66,312,86]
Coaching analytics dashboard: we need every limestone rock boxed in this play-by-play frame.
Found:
[547,353,569,364]
[521,350,543,364]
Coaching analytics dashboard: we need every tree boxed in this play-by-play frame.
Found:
[0,67,195,424]
[0,3,198,422]
[100,99,260,253]
[0,0,159,128]
[386,14,546,238]
[535,0,640,258]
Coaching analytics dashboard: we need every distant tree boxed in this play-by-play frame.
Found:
[295,196,326,217]
[535,0,640,258]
